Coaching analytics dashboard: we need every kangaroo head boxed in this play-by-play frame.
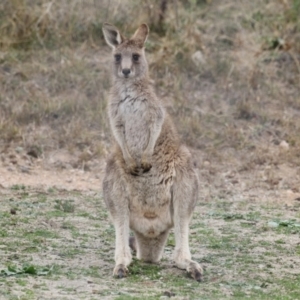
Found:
[102,23,149,80]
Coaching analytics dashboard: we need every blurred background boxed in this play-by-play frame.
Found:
[0,0,299,190]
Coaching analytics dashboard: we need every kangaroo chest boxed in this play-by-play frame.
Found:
[118,93,148,121]
[117,92,151,156]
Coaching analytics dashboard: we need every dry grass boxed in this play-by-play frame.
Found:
[0,0,300,171]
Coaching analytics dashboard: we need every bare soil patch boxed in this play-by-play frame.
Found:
[1,149,105,191]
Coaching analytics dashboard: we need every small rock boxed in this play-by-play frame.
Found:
[279,140,289,151]
[10,208,17,215]
[163,291,176,297]
[27,147,40,158]
[20,166,31,173]
[15,147,24,154]
[192,50,206,66]
[268,221,279,228]
[203,161,210,167]
[260,282,268,288]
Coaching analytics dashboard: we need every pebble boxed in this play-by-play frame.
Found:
[15,147,24,153]
[203,161,210,167]
[268,221,279,228]
[20,166,31,173]
[279,140,289,151]
[192,50,206,66]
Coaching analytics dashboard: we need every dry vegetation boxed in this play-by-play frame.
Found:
[0,0,300,176]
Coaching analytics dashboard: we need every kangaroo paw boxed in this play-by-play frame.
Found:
[127,164,140,176]
[141,161,152,173]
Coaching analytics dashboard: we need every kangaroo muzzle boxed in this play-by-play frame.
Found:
[122,68,131,76]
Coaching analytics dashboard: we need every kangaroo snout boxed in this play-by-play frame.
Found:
[122,69,131,76]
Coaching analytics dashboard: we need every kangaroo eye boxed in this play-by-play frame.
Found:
[132,54,140,62]
[114,54,121,62]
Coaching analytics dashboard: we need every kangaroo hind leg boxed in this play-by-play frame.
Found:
[103,163,132,278]
[172,167,203,282]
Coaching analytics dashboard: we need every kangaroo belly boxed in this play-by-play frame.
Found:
[130,208,173,238]
[128,173,174,238]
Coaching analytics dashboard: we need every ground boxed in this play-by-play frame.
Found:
[0,149,105,191]
[1,150,300,299]
[1,0,300,299]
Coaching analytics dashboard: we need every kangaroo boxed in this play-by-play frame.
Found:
[102,23,203,282]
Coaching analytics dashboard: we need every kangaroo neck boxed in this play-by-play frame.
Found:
[114,77,150,96]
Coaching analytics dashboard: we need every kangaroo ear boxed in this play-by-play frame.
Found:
[131,24,149,47]
[102,23,124,48]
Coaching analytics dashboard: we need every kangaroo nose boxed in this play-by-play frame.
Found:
[122,69,131,76]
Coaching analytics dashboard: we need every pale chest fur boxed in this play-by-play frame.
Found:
[110,86,163,159]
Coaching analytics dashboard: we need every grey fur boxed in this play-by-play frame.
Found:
[102,23,203,281]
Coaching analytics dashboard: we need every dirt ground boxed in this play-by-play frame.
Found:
[1,140,300,203]
[0,149,105,191]
[1,150,300,299]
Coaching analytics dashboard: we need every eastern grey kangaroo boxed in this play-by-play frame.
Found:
[102,23,203,281]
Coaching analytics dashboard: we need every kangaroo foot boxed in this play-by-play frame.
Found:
[187,261,203,282]
[113,264,128,279]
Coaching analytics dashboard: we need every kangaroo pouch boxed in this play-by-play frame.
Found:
[128,171,174,238]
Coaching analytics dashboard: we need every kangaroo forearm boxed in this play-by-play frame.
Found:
[144,127,161,155]
[112,126,133,161]
[145,111,164,155]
